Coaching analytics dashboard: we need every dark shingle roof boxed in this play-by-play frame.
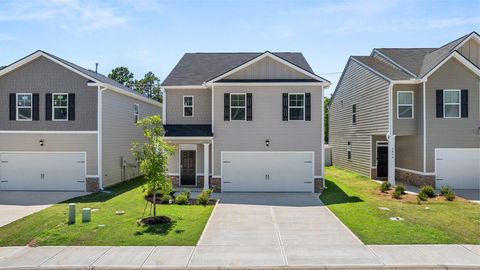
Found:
[351,56,413,80]
[375,48,436,76]
[161,52,316,86]
[164,125,213,137]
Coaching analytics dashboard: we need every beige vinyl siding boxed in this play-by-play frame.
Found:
[167,144,212,175]
[424,58,480,172]
[458,38,480,67]
[213,85,323,176]
[0,56,97,131]
[165,88,211,124]
[0,133,97,175]
[395,135,423,171]
[393,84,421,135]
[224,57,312,80]
[329,59,389,176]
[102,89,161,187]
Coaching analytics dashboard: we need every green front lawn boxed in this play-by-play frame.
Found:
[0,178,214,246]
[321,167,480,244]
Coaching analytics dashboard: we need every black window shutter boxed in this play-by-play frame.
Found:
[68,93,75,121]
[246,93,252,121]
[45,93,52,121]
[9,93,16,120]
[32,94,40,121]
[436,90,443,118]
[305,93,311,121]
[461,89,468,118]
[224,93,230,121]
[282,93,288,121]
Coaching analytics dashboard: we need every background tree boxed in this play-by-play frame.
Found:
[324,96,330,144]
[131,115,175,219]
[135,71,162,102]
[108,67,135,87]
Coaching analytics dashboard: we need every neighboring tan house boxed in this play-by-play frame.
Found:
[329,32,480,190]
[161,52,330,192]
[0,50,161,192]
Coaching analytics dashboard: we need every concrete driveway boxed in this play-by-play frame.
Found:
[190,193,381,267]
[0,191,88,227]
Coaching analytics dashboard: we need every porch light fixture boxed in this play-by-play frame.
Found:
[39,139,44,147]
[266,139,270,147]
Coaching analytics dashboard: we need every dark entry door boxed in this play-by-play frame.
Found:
[180,150,196,185]
[377,146,388,178]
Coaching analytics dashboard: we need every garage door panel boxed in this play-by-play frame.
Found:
[0,153,86,191]
[222,152,314,192]
[435,148,480,189]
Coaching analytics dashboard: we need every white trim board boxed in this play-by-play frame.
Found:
[395,167,435,176]
[0,130,98,134]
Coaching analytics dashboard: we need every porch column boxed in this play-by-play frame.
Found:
[203,143,210,190]
[388,135,396,186]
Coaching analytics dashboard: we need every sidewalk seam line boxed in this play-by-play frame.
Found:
[186,245,197,267]
[270,206,288,266]
[365,245,385,265]
[37,246,67,268]
[89,246,112,267]
[461,244,480,257]
[140,246,157,268]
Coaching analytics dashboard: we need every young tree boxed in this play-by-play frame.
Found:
[108,67,135,87]
[131,115,175,218]
[324,96,330,144]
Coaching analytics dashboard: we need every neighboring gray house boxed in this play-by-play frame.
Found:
[0,50,161,192]
[330,32,480,190]
[161,52,330,192]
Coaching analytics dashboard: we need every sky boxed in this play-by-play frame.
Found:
[0,0,478,96]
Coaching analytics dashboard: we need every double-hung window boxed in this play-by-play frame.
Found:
[347,141,352,160]
[16,93,32,121]
[134,103,140,123]
[444,89,460,118]
[352,104,357,124]
[230,93,246,120]
[397,91,414,119]
[183,96,194,117]
[288,93,305,120]
[52,93,68,121]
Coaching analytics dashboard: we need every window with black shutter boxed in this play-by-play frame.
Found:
[9,93,15,121]
[282,93,288,121]
[32,93,39,121]
[246,93,252,121]
[461,89,468,118]
[305,93,311,121]
[224,93,230,121]
[45,93,52,121]
[68,93,75,121]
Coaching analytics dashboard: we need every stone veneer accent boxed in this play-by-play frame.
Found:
[86,178,100,192]
[395,169,435,187]
[210,178,221,192]
[314,178,324,193]
[371,168,377,179]
[169,175,217,190]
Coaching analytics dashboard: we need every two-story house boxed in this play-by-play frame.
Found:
[0,50,161,192]
[329,32,480,190]
[161,52,330,192]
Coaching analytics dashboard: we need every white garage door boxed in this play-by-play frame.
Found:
[0,152,86,191]
[435,148,480,189]
[221,152,314,192]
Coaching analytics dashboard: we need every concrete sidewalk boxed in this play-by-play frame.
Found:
[0,245,479,269]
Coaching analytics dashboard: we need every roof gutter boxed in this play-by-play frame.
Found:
[88,82,162,107]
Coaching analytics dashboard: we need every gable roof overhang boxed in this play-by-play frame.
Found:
[204,52,331,87]
[0,50,162,107]
[422,50,480,79]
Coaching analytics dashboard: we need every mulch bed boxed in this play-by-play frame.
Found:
[138,216,171,225]
[144,195,217,205]
[377,188,464,203]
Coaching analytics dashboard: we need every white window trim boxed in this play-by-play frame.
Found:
[288,93,305,121]
[443,89,461,119]
[183,95,194,117]
[52,93,69,121]
[397,91,414,119]
[16,93,33,121]
[352,104,357,125]
[134,103,140,123]
[347,141,352,160]
[230,93,246,121]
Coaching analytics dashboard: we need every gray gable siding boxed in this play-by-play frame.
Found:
[0,56,97,131]
[329,60,390,177]
[101,89,161,187]
[459,38,480,67]
[165,88,212,125]
[424,58,480,172]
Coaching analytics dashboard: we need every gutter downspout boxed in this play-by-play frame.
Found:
[97,85,108,190]
[321,85,326,190]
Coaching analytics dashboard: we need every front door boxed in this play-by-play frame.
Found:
[180,150,196,186]
[377,145,388,178]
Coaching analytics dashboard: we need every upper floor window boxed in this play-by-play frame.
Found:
[288,93,304,120]
[16,93,32,121]
[444,90,460,118]
[134,103,139,123]
[183,96,194,117]
[347,141,352,160]
[352,104,357,124]
[397,91,414,119]
[52,93,68,121]
[230,93,246,120]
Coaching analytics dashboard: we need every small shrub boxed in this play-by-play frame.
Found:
[197,189,212,206]
[160,194,173,204]
[175,193,189,205]
[440,186,453,196]
[417,191,428,201]
[160,181,174,197]
[444,190,456,201]
[392,190,402,199]
[394,184,405,195]
[420,185,435,198]
[416,195,422,205]
[182,189,191,200]
[380,182,391,192]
